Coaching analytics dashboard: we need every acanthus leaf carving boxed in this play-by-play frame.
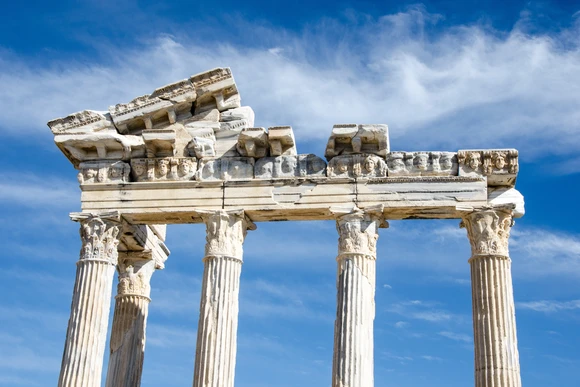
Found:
[335,210,382,257]
[200,210,255,259]
[74,214,121,265]
[461,207,514,257]
[116,256,156,298]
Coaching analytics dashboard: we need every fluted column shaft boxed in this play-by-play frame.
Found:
[193,210,254,387]
[105,255,157,387]
[462,207,521,387]
[332,209,383,387]
[59,213,121,387]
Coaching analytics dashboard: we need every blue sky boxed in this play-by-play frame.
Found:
[1,0,580,386]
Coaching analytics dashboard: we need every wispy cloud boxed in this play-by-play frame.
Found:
[386,300,464,323]
[438,331,472,343]
[517,300,580,313]
[1,10,580,166]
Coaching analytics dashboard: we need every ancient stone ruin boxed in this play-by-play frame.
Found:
[48,67,525,387]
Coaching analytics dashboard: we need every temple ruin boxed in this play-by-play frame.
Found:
[48,67,525,387]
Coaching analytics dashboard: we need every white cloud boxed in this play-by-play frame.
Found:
[438,331,472,343]
[386,300,465,323]
[0,173,79,209]
[516,300,580,313]
[1,10,580,166]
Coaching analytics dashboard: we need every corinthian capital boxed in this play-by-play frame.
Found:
[71,212,121,265]
[333,207,386,257]
[199,210,256,259]
[461,207,514,257]
[116,255,156,299]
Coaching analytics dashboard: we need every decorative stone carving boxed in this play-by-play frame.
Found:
[193,210,255,387]
[109,79,196,134]
[48,110,116,135]
[59,212,121,387]
[327,154,387,178]
[386,151,458,176]
[237,127,269,158]
[130,157,197,182]
[74,212,121,264]
[187,127,217,158]
[331,207,385,387]
[54,132,145,167]
[196,157,254,181]
[460,206,514,257]
[142,128,177,158]
[77,161,130,184]
[191,67,241,113]
[116,256,156,298]
[325,124,389,160]
[268,126,297,156]
[254,154,326,179]
[461,207,521,387]
[199,210,255,259]
[220,106,255,127]
[458,149,518,186]
[106,255,159,387]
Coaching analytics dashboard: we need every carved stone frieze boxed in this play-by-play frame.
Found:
[325,124,389,160]
[72,212,121,265]
[254,154,326,179]
[77,161,130,184]
[461,207,514,257]
[327,154,387,179]
[386,151,458,176]
[458,149,518,186]
[196,157,254,181]
[116,257,156,298]
[48,110,116,135]
[191,67,241,113]
[199,210,255,259]
[130,157,197,182]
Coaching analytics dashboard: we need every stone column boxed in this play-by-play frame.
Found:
[58,212,121,387]
[105,254,156,387]
[192,210,255,387]
[332,208,384,387]
[461,207,521,387]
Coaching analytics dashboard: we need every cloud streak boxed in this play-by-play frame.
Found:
[1,9,580,166]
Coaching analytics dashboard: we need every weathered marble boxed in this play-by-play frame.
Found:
[461,207,521,387]
[268,126,297,156]
[77,160,130,184]
[58,212,120,387]
[254,154,326,179]
[327,154,387,179]
[331,206,385,387]
[458,149,518,186]
[237,127,269,158]
[130,157,197,182]
[386,151,458,176]
[196,157,254,181]
[325,124,389,160]
[191,67,241,113]
[193,210,255,387]
[47,67,527,387]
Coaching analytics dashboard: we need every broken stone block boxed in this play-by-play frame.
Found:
[237,127,268,158]
[268,126,297,156]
